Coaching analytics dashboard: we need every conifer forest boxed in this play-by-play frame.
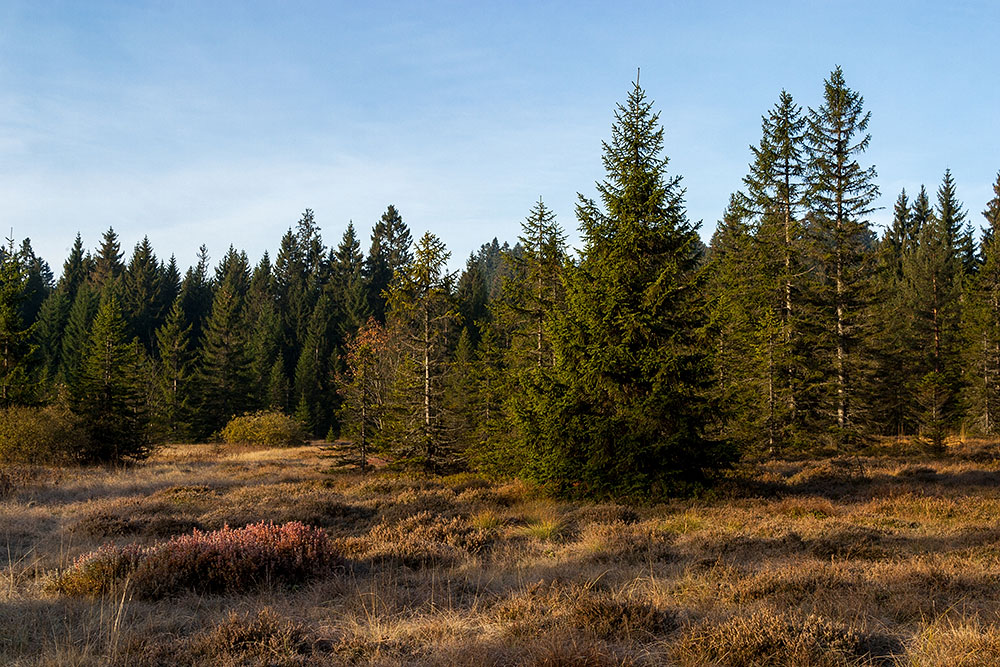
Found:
[4,66,1000,497]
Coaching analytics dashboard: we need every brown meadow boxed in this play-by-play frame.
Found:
[3,440,1000,665]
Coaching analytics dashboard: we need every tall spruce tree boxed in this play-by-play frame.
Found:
[293,293,336,435]
[385,231,455,469]
[516,77,730,496]
[804,66,879,435]
[901,172,967,446]
[720,90,808,450]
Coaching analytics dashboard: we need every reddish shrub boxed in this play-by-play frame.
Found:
[52,521,340,599]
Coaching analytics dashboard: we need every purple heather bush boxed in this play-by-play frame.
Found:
[52,521,339,599]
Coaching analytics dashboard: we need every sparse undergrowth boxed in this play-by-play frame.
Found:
[4,440,1000,665]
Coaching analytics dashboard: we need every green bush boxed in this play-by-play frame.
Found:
[0,405,89,465]
[220,411,307,448]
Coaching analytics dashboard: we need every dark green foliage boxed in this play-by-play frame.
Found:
[293,294,336,435]
[710,90,807,454]
[91,227,124,292]
[179,245,213,345]
[72,292,150,462]
[57,234,92,302]
[964,172,1000,434]
[331,222,370,339]
[15,239,53,328]
[455,256,488,348]
[868,190,919,436]
[245,252,283,410]
[803,66,879,434]
[506,78,732,496]
[366,204,413,323]
[707,198,786,453]
[0,240,37,406]
[123,237,164,354]
[502,198,567,370]
[901,172,967,435]
[33,287,70,387]
[153,297,194,442]
[60,282,101,389]
[194,248,252,437]
[384,231,456,469]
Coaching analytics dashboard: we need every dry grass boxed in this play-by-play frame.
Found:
[5,440,1000,664]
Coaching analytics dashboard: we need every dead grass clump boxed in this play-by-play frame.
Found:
[526,630,621,667]
[198,484,376,533]
[808,525,894,560]
[773,496,839,519]
[151,484,219,502]
[565,502,640,527]
[786,458,870,497]
[656,511,706,535]
[371,487,469,524]
[340,511,491,568]
[731,562,850,605]
[440,472,492,493]
[570,591,678,640]
[52,521,340,599]
[0,464,59,499]
[186,608,320,666]
[470,509,505,531]
[521,516,565,542]
[70,511,145,538]
[673,609,892,666]
[908,618,1000,666]
[896,464,938,481]
[577,520,675,563]
[69,498,202,539]
[494,580,566,633]
[682,531,806,563]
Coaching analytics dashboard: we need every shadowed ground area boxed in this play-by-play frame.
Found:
[3,440,1000,665]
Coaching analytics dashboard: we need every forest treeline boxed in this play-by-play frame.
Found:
[2,67,1000,496]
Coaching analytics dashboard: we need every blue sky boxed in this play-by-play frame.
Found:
[2,1,998,272]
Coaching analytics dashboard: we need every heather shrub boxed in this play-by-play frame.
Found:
[52,521,340,599]
[50,542,145,597]
[0,405,88,464]
[221,411,307,448]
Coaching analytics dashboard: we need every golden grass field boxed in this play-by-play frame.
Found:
[4,440,1000,665]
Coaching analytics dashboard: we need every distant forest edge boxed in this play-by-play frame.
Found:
[3,67,1000,497]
